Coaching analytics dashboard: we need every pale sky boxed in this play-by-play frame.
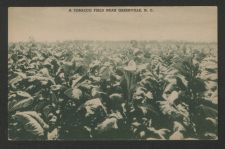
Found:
[8,6,217,42]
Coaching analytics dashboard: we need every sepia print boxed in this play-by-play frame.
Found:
[8,7,218,140]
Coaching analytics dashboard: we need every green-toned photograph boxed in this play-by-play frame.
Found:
[8,6,217,140]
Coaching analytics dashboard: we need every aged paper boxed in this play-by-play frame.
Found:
[8,6,217,140]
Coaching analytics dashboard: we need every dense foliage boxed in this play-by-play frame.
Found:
[8,40,218,140]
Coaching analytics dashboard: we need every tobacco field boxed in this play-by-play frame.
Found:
[8,40,218,140]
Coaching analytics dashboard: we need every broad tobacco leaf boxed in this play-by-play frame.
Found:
[13,111,49,137]
[82,98,107,118]
[95,117,118,133]
[9,97,34,112]
[64,88,82,101]
[47,128,59,140]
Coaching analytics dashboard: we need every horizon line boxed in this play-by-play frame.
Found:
[8,39,218,44]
